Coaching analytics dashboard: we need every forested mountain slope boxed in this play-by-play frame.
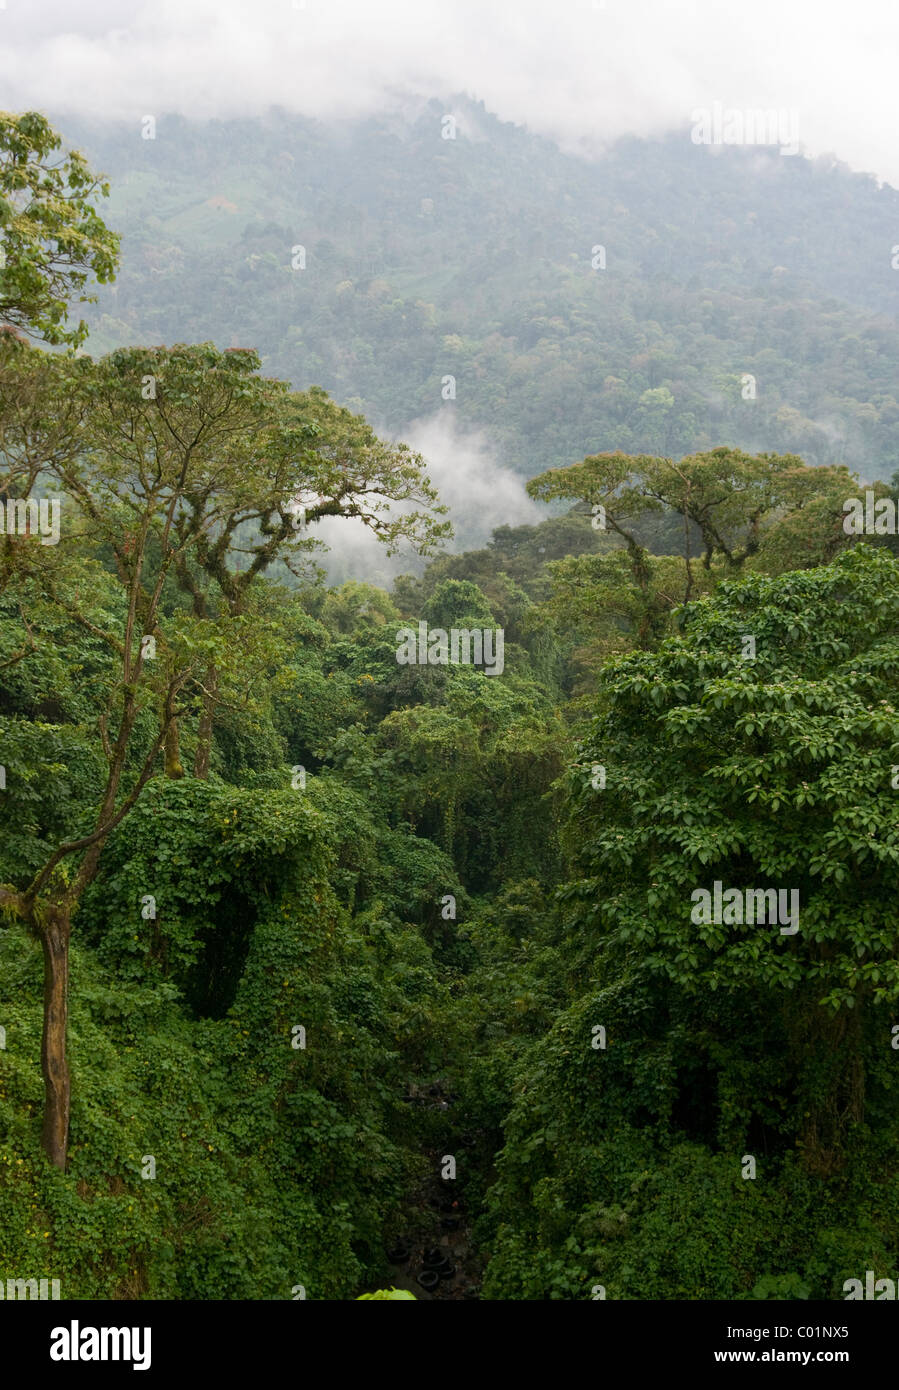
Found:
[65,100,899,481]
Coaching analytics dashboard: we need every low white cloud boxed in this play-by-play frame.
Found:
[312,409,541,585]
[400,410,541,544]
[1,0,899,184]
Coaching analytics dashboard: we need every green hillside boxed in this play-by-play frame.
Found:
[63,99,899,481]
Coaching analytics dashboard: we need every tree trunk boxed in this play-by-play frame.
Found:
[164,713,185,778]
[788,996,865,1177]
[683,506,694,603]
[39,906,70,1169]
[194,664,218,779]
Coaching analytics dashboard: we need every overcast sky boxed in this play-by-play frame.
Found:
[2,0,897,184]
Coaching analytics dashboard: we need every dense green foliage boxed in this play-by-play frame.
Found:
[0,110,119,346]
[5,458,899,1297]
[470,546,899,1298]
[4,109,899,1302]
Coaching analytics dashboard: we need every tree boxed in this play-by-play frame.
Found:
[0,347,212,1165]
[0,339,451,1168]
[0,111,119,346]
[149,362,451,776]
[527,448,858,656]
[563,544,899,1170]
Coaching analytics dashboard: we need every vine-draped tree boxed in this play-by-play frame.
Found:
[0,339,449,1168]
[527,447,862,667]
[562,544,899,1170]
